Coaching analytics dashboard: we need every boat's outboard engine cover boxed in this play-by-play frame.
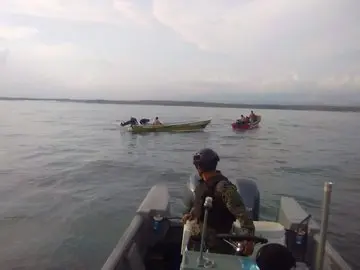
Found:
[182,174,260,221]
[121,117,138,127]
[234,178,260,221]
[120,120,130,127]
[182,173,200,214]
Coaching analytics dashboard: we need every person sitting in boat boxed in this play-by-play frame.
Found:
[152,117,162,125]
[245,116,250,123]
[182,148,255,255]
[236,115,246,124]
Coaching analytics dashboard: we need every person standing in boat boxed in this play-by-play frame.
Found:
[250,110,257,122]
[152,117,162,125]
[182,148,255,255]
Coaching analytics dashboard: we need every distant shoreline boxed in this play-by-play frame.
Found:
[1,96,360,113]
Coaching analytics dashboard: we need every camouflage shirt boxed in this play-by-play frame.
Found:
[215,179,255,235]
[189,178,255,239]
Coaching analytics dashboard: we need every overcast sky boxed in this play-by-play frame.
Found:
[0,0,359,103]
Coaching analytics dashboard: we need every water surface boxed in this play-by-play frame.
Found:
[0,100,359,269]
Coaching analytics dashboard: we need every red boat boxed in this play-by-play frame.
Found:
[232,115,262,130]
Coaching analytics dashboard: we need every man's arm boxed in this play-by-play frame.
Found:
[216,181,255,235]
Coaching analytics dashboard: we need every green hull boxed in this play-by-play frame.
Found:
[128,119,211,133]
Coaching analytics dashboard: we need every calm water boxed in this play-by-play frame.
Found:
[0,100,359,269]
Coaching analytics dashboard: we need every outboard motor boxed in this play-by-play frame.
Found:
[120,120,129,127]
[234,179,260,221]
[120,117,138,127]
[182,173,199,214]
[139,118,150,125]
[182,173,260,221]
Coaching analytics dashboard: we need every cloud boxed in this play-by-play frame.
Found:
[0,48,10,65]
[0,0,128,25]
[0,32,113,97]
[0,25,74,76]
[0,0,154,26]
[113,0,153,26]
[0,0,360,103]
[2,41,78,80]
[0,26,39,40]
[152,1,360,77]
[0,25,38,68]
[0,37,170,99]
[153,1,359,54]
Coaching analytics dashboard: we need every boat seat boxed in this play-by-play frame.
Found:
[233,220,286,260]
[233,221,286,244]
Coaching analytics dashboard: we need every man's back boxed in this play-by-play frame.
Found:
[186,148,255,255]
[193,177,236,232]
[187,173,255,253]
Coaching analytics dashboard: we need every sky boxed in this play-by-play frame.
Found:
[0,0,360,104]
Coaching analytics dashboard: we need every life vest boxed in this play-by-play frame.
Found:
[193,173,236,233]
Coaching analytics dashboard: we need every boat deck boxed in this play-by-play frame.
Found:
[101,184,353,270]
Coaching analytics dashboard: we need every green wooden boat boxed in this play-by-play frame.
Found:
[128,119,211,133]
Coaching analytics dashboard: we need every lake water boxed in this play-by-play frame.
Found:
[0,100,359,269]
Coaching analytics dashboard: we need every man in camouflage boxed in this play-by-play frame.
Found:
[182,148,255,255]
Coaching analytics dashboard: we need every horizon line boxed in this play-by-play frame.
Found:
[1,96,359,113]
